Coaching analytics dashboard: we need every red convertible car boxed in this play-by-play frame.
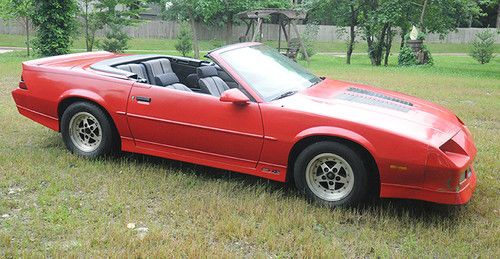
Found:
[12,42,476,207]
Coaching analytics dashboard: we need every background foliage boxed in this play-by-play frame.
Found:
[0,0,33,56]
[175,22,193,57]
[470,29,496,64]
[305,0,495,66]
[31,0,78,56]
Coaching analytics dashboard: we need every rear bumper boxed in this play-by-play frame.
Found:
[12,88,60,131]
[380,166,476,205]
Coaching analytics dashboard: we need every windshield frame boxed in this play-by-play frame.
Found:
[208,43,321,103]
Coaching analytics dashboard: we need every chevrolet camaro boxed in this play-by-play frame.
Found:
[11,42,477,207]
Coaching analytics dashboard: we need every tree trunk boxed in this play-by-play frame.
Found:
[85,3,91,51]
[225,20,233,44]
[497,3,500,29]
[24,17,30,57]
[400,26,408,49]
[189,16,200,59]
[384,26,393,66]
[368,23,389,66]
[291,20,309,63]
[366,33,375,65]
[89,29,95,51]
[419,0,428,30]
[346,5,356,65]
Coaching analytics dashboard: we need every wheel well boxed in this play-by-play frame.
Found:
[287,136,380,196]
[57,97,121,149]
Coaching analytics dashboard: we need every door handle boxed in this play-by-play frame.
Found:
[136,96,151,103]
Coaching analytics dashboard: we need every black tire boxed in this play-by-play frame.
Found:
[293,141,368,207]
[60,102,117,158]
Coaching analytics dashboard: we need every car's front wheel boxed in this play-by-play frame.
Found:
[294,141,368,207]
[61,102,116,158]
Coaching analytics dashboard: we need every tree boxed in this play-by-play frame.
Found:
[78,0,146,52]
[307,0,490,66]
[99,24,130,52]
[359,0,488,66]
[497,3,500,28]
[78,0,101,52]
[308,0,361,64]
[160,0,291,58]
[161,0,203,59]
[175,22,193,56]
[32,0,78,56]
[358,0,403,66]
[0,0,34,56]
[398,0,491,36]
[199,0,258,44]
[94,0,146,53]
[470,29,495,64]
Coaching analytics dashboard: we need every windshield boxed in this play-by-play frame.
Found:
[218,44,321,102]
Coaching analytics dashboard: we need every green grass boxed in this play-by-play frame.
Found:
[0,50,499,257]
[2,33,500,53]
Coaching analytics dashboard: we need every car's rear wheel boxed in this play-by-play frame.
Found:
[61,102,116,158]
[294,141,368,207]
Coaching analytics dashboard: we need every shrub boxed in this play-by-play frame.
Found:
[98,25,129,53]
[299,23,319,60]
[209,38,223,49]
[470,30,496,64]
[398,33,433,66]
[32,0,78,56]
[175,22,193,57]
[398,45,417,66]
[421,45,434,66]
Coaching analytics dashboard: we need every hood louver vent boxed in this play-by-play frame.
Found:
[335,87,414,112]
[347,87,413,106]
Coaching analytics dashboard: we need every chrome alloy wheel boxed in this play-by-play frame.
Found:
[305,153,355,201]
[68,112,102,152]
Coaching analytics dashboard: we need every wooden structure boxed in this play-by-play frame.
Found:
[236,8,309,62]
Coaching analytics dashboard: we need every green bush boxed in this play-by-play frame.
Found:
[398,45,417,66]
[299,23,319,60]
[98,25,129,53]
[421,44,434,66]
[32,0,78,56]
[209,38,223,49]
[398,33,433,66]
[470,30,496,64]
[175,23,193,57]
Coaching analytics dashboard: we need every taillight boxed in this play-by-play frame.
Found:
[19,76,27,89]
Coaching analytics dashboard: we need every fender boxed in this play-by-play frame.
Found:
[56,89,108,132]
[57,88,134,141]
[293,126,377,157]
[58,89,107,109]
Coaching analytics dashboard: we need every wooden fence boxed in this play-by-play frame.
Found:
[1,19,499,44]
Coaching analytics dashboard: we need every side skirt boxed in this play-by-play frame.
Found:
[120,136,287,182]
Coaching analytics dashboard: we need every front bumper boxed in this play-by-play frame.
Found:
[380,166,476,205]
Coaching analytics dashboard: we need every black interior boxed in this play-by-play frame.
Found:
[113,56,239,96]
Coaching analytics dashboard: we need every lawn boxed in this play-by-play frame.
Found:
[0,48,499,257]
[2,33,500,53]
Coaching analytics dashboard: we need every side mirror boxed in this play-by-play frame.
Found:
[219,88,250,105]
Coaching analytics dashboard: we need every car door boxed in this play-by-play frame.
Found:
[126,82,264,169]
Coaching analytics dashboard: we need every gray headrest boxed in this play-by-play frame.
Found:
[197,66,218,78]
[155,73,179,86]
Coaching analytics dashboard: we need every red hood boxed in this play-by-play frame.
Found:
[274,79,463,147]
